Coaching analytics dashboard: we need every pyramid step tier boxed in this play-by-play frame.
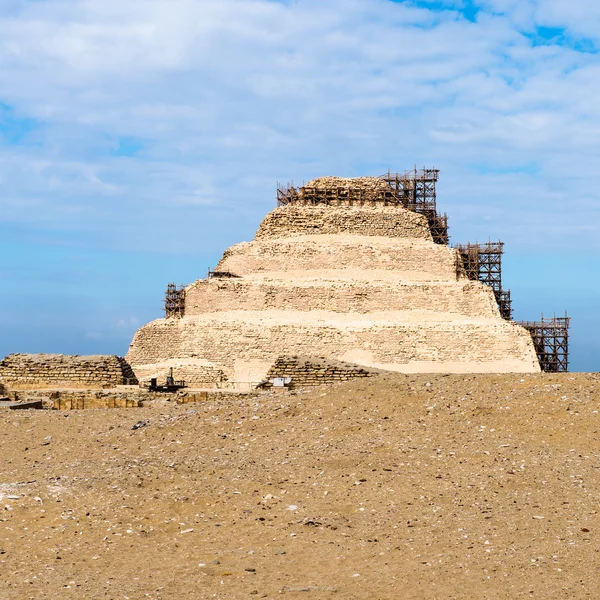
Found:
[255,206,432,240]
[127,312,540,384]
[184,279,500,318]
[217,235,461,281]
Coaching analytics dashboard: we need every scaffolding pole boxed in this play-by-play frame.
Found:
[518,313,570,373]
[455,241,512,320]
[164,283,185,319]
[276,167,449,245]
[379,168,449,245]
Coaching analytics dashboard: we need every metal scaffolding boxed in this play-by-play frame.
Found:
[379,168,448,245]
[276,167,449,245]
[165,283,185,319]
[379,168,439,211]
[494,290,513,322]
[276,182,397,206]
[455,241,512,320]
[518,314,570,372]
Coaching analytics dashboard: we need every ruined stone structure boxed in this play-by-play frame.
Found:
[264,356,380,388]
[127,174,540,387]
[0,354,138,391]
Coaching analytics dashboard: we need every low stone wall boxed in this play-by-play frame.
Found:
[0,354,139,390]
[255,206,432,240]
[8,388,256,410]
[264,356,380,388]
[53,392,143,410]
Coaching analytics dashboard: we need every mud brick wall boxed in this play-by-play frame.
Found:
[255,206,432,240]
[265,356,380,388]
[0,354,139,390]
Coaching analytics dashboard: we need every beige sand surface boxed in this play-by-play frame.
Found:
[2,372,599,599]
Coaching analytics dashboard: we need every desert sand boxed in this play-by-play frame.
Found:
[2,372,600,599]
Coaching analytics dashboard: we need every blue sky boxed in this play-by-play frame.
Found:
[0,0,598,371]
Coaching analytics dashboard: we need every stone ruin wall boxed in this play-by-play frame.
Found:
[10,388,254,410]
[264,355,380,388]
[52,392,142,410]
[0,354,138,391]
[255,206,432,240]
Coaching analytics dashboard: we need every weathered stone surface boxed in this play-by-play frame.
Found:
[216,236,460,281]
[128,313,539,385]
[127,183,540,387]
[184,279,499,318]
[263,355,381,388]
[256,206,432,240]
[0,354,138,391]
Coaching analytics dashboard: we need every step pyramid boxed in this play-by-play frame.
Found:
[126,175,539,387]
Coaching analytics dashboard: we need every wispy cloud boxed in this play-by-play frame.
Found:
[0,0,597,252]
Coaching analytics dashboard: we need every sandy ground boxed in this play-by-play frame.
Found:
[1,372,600,600]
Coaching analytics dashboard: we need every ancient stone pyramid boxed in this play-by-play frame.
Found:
[126,175,540,387]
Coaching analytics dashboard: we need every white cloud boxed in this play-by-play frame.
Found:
[0,0,598,255]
